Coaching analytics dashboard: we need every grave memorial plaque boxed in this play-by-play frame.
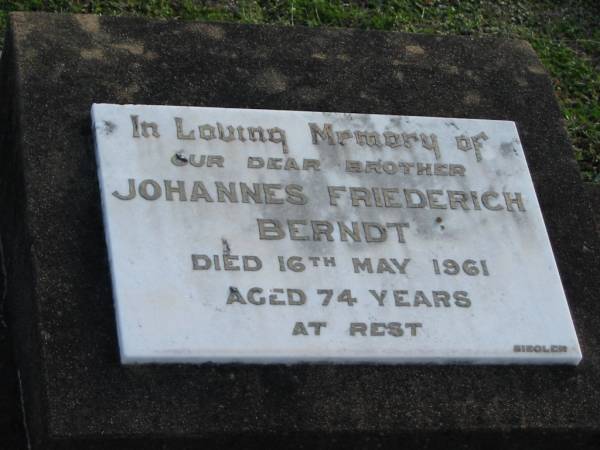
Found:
[5,13,600,448]
[92,104,581,364]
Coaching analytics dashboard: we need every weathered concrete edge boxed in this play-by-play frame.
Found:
[0,17,48,448]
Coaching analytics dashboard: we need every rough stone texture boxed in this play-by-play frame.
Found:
[585,183,600,237]
[0,11,599,449]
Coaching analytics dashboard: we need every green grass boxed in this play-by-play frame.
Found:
[0,0,598,181]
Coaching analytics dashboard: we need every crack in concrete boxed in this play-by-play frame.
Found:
[17,370,32,450]
[0,236,7,329]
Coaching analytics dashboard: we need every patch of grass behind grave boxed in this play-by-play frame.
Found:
[0,0,598,181]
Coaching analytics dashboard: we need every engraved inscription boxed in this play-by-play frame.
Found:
[92,105,582,365]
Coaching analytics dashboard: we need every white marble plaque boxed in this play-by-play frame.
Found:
[91,104,582,365]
